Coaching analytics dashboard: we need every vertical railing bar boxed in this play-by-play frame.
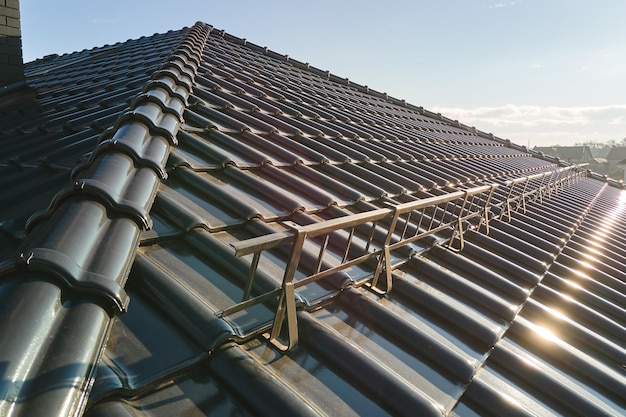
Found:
[445,200,454,221]
[467,193,479,217]
[476,192,482,212]
[427,205,437,231]
[242,251,262,301]
[552,169,560,194]
[546,171,555,197]
[434,203,443,228]
[342,227,356,263]
[448,190,470,251]
[509,184,518,214]
[479,186,496,234]
[439,201,450,226]
[521,177,531,213]
[364,220,377,253]
[449,198,460,224]
[416,208,426,236]
[401,211,413,241]
[537,173,547,203]
[469,194,481,222]
[502,181,514,221]
[545,172,552,197]
[384,244,393,292]
[314,234,330,274]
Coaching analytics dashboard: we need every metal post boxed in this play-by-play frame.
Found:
[242,251,261,301]
[269,228,306,351]
[371,206,400,292]
[448,191,470,252]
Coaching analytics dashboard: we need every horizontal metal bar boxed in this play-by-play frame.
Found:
[295,208,391,237]
[504,164,587,187]
[231,230,295,257]
[216,288,281,318]
[293,251,380,289]
[232,184,498,259]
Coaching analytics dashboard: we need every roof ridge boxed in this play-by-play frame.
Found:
[0,21,212,415]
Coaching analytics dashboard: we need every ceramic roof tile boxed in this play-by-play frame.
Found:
[2,21,626,417]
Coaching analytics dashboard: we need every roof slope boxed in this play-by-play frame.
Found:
[1,22,626,417]
[533,145,594,162]
[607,146,626,162]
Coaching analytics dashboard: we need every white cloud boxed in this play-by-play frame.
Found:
[430,104,626,147]
[486,1,520,8]
[431,104,626,127]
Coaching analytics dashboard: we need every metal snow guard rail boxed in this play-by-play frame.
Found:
[218,163,587,350]
[497,163,588,221]
[219,183,498,350]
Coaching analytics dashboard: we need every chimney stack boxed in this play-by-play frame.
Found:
[0,0,24,87]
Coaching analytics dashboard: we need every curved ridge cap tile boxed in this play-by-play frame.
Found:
[142,78,189,105]
[150,68,193,96]
[130,90,186,119]
[169,51,201,73]
[24,186,152,234]
[95,123,171,179]
[71,172,158,229]
[152,66,193,92]
[73,176,156,230]
[1,248,130,314]
[64,151,160,222]
[159,60,196,85]
[113,108,180,146]
[182,35,208,54]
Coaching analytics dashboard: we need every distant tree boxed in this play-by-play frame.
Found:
[574,139,620,148]
[573,140,604,148]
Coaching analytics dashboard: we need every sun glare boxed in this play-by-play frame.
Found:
[530,323,560,344]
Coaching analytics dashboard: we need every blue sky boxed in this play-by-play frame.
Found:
[20,0,626,148]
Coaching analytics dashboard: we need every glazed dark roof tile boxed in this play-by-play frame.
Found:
[1,21,626,417]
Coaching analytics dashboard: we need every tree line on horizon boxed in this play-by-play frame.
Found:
[573,137,626,148]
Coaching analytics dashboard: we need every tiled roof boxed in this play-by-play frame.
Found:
[533,146,594,162]
[606,146,626,162]
[1,22,626,417]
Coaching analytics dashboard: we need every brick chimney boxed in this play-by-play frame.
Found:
[0,0,24,87]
